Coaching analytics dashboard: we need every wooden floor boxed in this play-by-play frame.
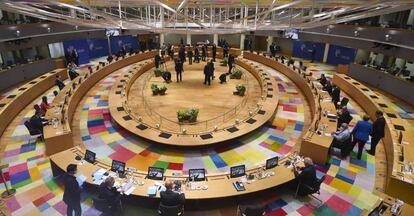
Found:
[127,61,262,134]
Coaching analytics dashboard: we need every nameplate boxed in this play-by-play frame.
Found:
[200,134,213,140]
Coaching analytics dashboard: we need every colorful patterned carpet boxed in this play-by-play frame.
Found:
[2,58,412,215]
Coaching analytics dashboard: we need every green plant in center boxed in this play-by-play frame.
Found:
[234,84,246,96]
[177,108,199,123]
[220,57,228,66]
[151,83,159,95]
[154,67,162,77]
[230,68,243,79]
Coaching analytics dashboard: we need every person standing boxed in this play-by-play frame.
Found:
[212,44,217,62]
[201,45,207,61]
[310,45,316,63]
[351,115,372,160]
[187,47,193,65]
[228,54,234,74]
[368,111,385,156]
[209,59,215,80]
[180,38,184,45]
[169,44,175,59]
[270,42,276,58]
[175,59,183,82]
[179,46,186,63]
[223,43,229,58]
[203,62,211,85]
[194,47,200,63]
[154,53,161,68]
[63,164,81,216]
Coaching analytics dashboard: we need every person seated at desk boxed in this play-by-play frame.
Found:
[331,85,341,108]
[29,111,48,139]
[160,180,185,209]
[317,74,328,87]
[67,62,79,81]
[337,106,353,128]
[55,75,65,90]
[293,157,318,196]
[98,177,121,216]
[331,123,352,158]
[322,81,333,96]
[40,96,53,116]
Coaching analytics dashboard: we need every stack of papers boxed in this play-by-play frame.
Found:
[76,174,87,187]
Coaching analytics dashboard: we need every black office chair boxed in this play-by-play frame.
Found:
[24,121,42,144]
[93,197,111,215]
[237,204,265,216]
[158,203,184,216]
[295,175,326,206]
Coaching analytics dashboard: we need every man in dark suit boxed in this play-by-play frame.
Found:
[270,42,276,58]
[30,111,46,139]
[323,81,333,96]
[160,180,185,208]
[228,54,234,74]
[204,60,214,85]
[293,157,318,196]
[187,47,193,65]
[201,45,207,61]
[63,164,81,216]
[154,53,161,68]
[175,60,183,82]
[368,110,385,156]
[331,85,341,108]
[99,177,121,215]
[317,74,327,87]
[55,75,65,90]
[194,47,200,63]
[212,44,217,62]
[337,106,353,128]
[179,46,186,63]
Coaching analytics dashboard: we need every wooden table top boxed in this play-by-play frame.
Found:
[50,147,298,200]
[108,57,279,146]
[0,68,67,137]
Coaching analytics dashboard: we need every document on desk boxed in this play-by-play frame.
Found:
[147,186,157,196]
[124,186,135,195]
[76,174,87,186]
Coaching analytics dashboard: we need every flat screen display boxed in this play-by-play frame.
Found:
[106,28,120,37]
[284,28,299,39]
[188,169,206,181]
[147,167,164,180]
[230,165,246,178]
[84,149,96,164]
[111,160,125,174]
[266,156,279,170]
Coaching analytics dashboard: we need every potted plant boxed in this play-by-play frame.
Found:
[234,84,246,96]
[151,84,159,95]
[177,109,189,122]
[220,57,228,66]
[158,85,167,95]
[188,108,199,123]
[154,68,162,77]
[230,68,243,79]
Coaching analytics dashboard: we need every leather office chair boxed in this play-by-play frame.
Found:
[158,203,184,216]
[237,204,265,216]
[295,175,326,206]
[24,121,42,144]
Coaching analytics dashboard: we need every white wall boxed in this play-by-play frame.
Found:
[273,37,294,56]
[48,42,65,58]
[355,49,370,64]
[191,34,214,44]
[163,34,186,45]
[219,34,240,47]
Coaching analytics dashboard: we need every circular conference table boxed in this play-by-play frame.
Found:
[108,57,279,146]
[47,50,318,200]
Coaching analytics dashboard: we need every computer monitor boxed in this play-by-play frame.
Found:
[266,156,279,170]
[188,169,206,181]
[111,160,126,174]
[84,149,96,164]
[147,167,164,180]
[230,165,246,178]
